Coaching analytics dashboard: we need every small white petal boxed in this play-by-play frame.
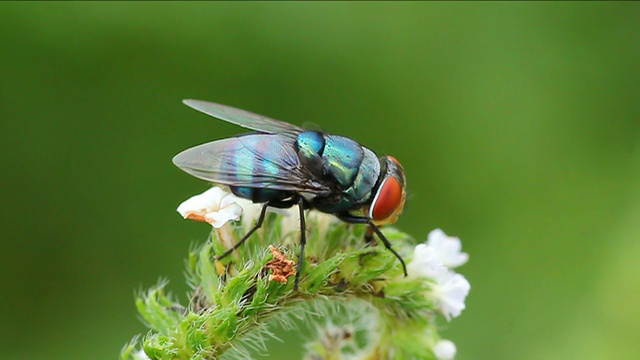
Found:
[177,187,225,218]
[176,187,243,228]
[219,192,241,208]
[407,243,447,279]
[427,228,469,268]
[434,339,457,360]
[234,198,264,231]
[204,203,243,228]
[280,205,301,240]
[133,349,151,360]
[432,271,471,321]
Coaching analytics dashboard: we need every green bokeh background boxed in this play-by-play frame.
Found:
[1,2,639,359]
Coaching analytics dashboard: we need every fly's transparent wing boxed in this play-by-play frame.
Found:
[183,99,303,134]
[172,133,330,194]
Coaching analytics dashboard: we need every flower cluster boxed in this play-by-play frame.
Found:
[124,186,471,360]
[407,228,471,359]
[407,228,470,320]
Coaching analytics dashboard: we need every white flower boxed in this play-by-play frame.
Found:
[408,229,471,321]
[433,339,457,360]
[233,197,265,232]
[280,205,301,242]
[407,243,448,279]
[426,229,468,268]
[132,349,151,360]
[431,271,471,321]
[176,187,243,228]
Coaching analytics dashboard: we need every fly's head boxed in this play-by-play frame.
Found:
[368,156,406,226]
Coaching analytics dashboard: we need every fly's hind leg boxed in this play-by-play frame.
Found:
[294,197,306,290]
[215,197,307,289]
[216,198,300,260]
[216,202,270,260]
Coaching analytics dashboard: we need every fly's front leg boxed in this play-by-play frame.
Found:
[336,213,408,277]
[364,226,376,246]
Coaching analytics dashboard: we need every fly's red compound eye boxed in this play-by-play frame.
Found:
[371,176,404,221]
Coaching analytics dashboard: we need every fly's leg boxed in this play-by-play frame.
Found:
[294,197,306,290]
[216,202,270,260]
[215,197,307,289]
[367,221,407,276]
[336,213,408,277]
[364,226,376,245]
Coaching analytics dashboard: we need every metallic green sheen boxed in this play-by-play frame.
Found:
[322,135,364,188]
[313,144,381,214]
[344,147,380,203]
[297,130,324,158]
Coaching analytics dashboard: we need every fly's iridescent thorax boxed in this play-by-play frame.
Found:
[367,156,407,225]
[296,131,381,214]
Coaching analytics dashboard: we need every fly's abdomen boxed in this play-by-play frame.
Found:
[230,186,290,203]
[225,135,294,203]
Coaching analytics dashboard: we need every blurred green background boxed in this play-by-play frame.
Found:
[1,2,639,359]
